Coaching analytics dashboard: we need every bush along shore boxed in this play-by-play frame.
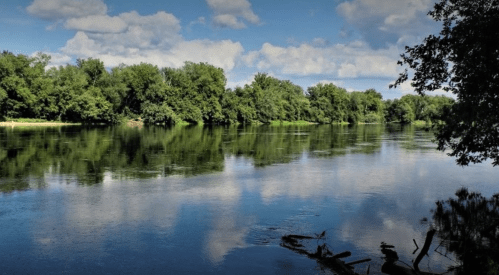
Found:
[0,52,454,126]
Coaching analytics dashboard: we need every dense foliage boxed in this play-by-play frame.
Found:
[0,51,453,125]
[391,0,499,165]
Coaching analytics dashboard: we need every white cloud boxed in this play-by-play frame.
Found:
[62,33,244,72]
[27,0,107,20]
[337,0,432,27]
[243,40,401,78]
[62,31,95,55]
[336,0,437,48]
[50,6,243,73]
[188,16,206,29]
[213,14,246,29]
[312,37,328,47]
[168,40,244,71]
[64,15,128,33]
[206,0,260,29]
[393,79,454,98]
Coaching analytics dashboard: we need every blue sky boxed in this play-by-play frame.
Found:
[0,0,443,99]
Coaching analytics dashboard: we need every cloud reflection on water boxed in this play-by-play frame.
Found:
[31,160,254,266]
[2,125,496,274]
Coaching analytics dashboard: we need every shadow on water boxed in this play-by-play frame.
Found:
[377,188,499,275]
[431,188,499,275]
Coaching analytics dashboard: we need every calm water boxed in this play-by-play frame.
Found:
[0,125,497,274]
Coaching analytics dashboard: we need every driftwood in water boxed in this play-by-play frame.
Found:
[281,233,371,275]
[413,229,436,271]
[346,258,373,267]
[333,251,352,259]
[381,229,440,275]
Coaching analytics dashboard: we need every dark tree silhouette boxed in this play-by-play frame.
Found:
[391,0,499,165]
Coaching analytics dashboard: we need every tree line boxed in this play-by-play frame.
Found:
[0,51,454,125]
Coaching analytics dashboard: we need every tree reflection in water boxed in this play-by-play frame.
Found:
[0,124,389,190]
[432,188,499,274]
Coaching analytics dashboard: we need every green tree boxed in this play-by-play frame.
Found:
[161,66,202,123]
[0,52,49,118]
[390,0,499,165]
[233,86,257,123]
[182,62,226,123]
[76,58,107,88]
[120,63,167,117]
[384,98,414,123]
[141,102,178,124]
[307,83,349,123]
[47,64,88,121]
[66,86,114,123]
[99,65,129,118]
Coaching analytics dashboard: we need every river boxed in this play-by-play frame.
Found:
[0,124,497,274]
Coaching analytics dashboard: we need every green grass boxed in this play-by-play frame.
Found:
[270,120,315,126]
[331,121,349,125]
[1,118,80,125]
[175,120,191,126]
[4,118,49,123]
[412,120,430,126]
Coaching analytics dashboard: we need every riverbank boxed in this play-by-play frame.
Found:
[0,121,80,127]
[269,120,318,126]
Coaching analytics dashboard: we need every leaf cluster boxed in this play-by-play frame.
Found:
[391,0,499,165]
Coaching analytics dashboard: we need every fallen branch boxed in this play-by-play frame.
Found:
[381,229,441,275]
[346,258,372,266]
[414,229,436,271]
[413,239,419,254]
[281,233,368,275]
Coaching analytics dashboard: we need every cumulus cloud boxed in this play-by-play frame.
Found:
[76,11,182,50]
[27,0,245,73]
[168,40,244,70]
[62,32,244,71]
[187,16,207,30]
[64,15,128,33]
[206,0,260,29]
[393,79,454,98]
[336,0,438,48]
[243,40,401,78]
[312,37,328,47]
[213,14,246,29]
[27,0,107,20]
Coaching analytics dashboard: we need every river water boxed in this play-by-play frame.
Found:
[0,125,497,274]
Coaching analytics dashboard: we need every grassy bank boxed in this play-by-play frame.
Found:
[0,118,80,127]
[269,120,320,126]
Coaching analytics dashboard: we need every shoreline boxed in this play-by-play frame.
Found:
[0,121,80,127]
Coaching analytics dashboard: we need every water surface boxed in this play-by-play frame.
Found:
[1,125,497,274]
